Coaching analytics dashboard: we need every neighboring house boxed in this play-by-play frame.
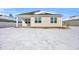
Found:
[0,15,21,28]
[0,15,15,22]
[16,10,62,27]
[63,16,79,26]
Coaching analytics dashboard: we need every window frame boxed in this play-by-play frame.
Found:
[35,17,42,23]
[25,18,30,24]
[51,17,57,23]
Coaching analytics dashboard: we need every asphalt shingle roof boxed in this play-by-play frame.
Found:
[18,10,62,16]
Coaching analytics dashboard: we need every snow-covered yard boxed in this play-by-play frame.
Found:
[0,27,79,50]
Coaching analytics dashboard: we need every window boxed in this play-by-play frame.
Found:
[35,17,38,23]
[51,17,57,23]
[25,19,28,23]
[54,17,57,23]
[25,18,30,24]
[51,17,54,23]
[35,17,42,23]
[28,19,30,23]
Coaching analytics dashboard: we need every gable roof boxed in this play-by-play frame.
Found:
[18,10,62,16]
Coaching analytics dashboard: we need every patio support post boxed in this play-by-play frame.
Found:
[16,17,19,27]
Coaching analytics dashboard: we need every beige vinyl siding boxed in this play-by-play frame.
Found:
[17,15,62,27]
[31,16,62,27]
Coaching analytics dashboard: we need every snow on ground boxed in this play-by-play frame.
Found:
[0,27,79,50]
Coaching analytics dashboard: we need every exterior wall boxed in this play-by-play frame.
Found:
[0,22,21,28]
[31,17,62,27]
[63,20,79,26]
[18,15,62,27]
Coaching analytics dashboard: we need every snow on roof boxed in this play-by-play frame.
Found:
[63,16,79,21]
[34,11,55,14]
[18,10,62,16]
[63,18,69,21]
[69,16,79,20]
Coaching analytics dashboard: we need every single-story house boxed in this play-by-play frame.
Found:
[63,16,79,26]
[16,10,62,28]
[0,15,15,22]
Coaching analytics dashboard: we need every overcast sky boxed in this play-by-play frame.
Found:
[0,8,79,20]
